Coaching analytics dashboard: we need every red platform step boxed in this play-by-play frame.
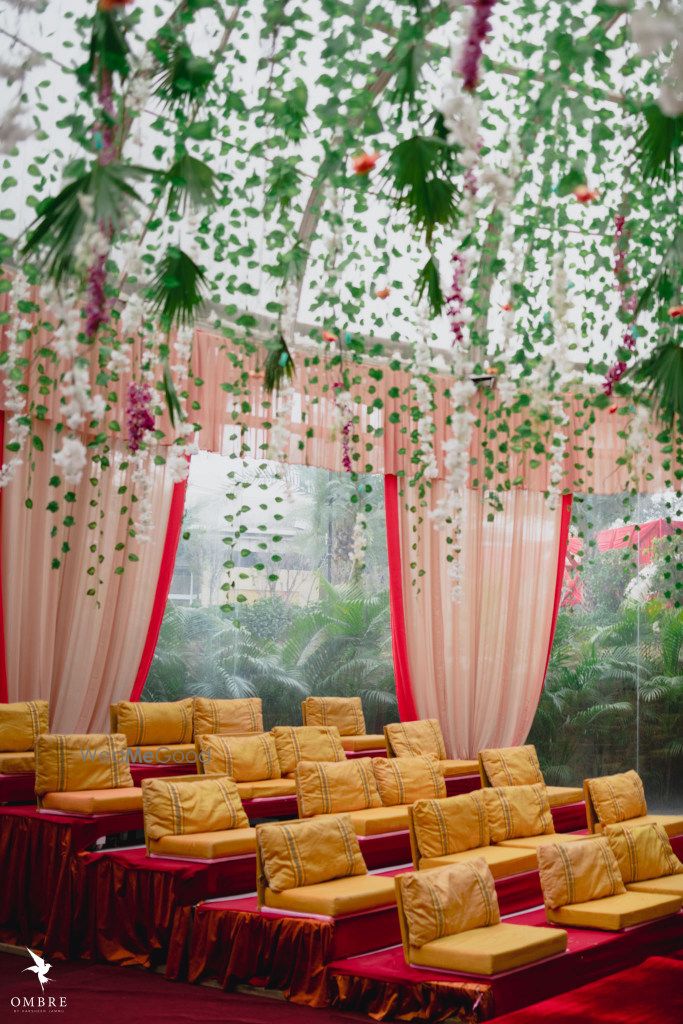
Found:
[327,907,683,1020]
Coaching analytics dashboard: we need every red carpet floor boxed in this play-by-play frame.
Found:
[0,951,364,1024]
[493,954,683,1023]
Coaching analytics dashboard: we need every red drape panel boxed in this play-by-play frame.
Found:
[542,493,573,684]
[0,413,7,703]
[129,471,188,700]
[384,474,418,721]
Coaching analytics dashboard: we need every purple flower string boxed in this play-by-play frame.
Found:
[459,0,498,91]
[84,74,116,341]
[126,381,155,452]
[333,382,353,472]
[445,252,468,347]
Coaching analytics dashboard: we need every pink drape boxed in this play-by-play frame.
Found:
[1,418,182,731]
[385,479,572,757]
[1,296,675,494]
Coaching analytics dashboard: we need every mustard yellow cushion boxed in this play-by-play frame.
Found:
[196,733,280,782]
[111,699,194,746]
[397,858,500,948]
[257,814,366,894]
[341,735,386,752]
[0,751,35,773]
[587,770,647,827]
[409,922,567,976]
[330,805,410,836]
[271,725,346,776]
[0,700,49,753]
[193,697,263,737]
[480,745,545,787]
[235,778,297,801]
[627,875,683,896]
[385,720,447,759]
[605,823,683,884]
[412,791,489,860]
[421,845,537,878]
[546,891,682,930]
[593,813,683,840]
[547,785,584,807]
[498,833,585,850]
[482,783,554,843]
[440,759,480,778]
[296,757,381,818]
[35,734,133,796]
[301,697,366,736]
[41,787,142,814]
[373,756,446,806]
[264,874,396,916]
[537,837,626,909]
[149,827,256,860]
[142,774,248,840]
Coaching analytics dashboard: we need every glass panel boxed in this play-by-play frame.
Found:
[531,492,683,813]
[144,453,397,732]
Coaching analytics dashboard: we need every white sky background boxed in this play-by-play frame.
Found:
[0,0,661,368]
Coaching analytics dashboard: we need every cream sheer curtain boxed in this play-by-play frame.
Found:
[393,483,568,757]
[2,420,177,732]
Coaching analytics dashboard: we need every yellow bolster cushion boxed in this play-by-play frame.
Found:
[193,697,263,737]
[398,858,500,949]
[546,891,682,930]
[0,751,35,773]
[0,700,49,753]
[587,770,648,827]
[301,696,366,737]
[111,699,194,746]
[480,745,545,788]
[412,791,489,859]
[537,837,626,909]
[264,874,396,917]
[142,774,248,840]
[373,756,446,806]
[196,733,281,782]
[296,757,381,818]
[257,814,366,893]
[35,734,133,795]
[409,922,567,976]
[149,828,256,860]
[385,720,447,760]
[271,725,346,776]
[482,783,554,843]
[605,822,683,884]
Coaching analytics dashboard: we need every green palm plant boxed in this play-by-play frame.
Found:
[280,578,397,732]
[144,603,308,728]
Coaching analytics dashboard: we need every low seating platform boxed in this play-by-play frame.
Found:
[0,804,143,951]
[444,772,481,797]
[0,771,36,804]
[68,845,258,973]
[241,793,298,820]
[129,762,198,786]
[184,865,547,1005]
[550,800,588,833]
[188,893,403,1004]
[327,905,683,1020]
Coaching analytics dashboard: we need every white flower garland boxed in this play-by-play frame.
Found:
[350,507,368,568]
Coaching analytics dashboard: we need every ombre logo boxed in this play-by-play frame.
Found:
[8,950,67,1014]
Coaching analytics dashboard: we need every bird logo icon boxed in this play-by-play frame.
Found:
[23,948,52,991]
